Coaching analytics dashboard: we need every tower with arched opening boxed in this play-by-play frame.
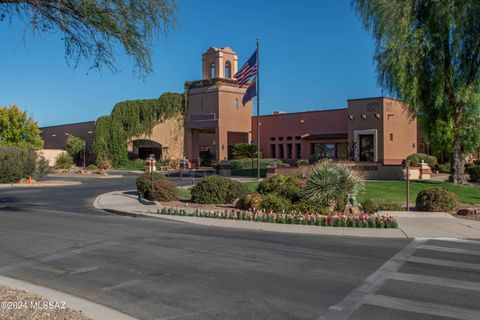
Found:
[185,47,253,166]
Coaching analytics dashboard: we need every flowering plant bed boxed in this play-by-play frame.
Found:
[156,207,398,228]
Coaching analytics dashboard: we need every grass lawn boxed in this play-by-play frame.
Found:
[177,188,191,199]
[359,180,480,205]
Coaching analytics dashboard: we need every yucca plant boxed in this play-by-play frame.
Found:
[302,160,364,211]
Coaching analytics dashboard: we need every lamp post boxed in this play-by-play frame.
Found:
[404,159,411,211]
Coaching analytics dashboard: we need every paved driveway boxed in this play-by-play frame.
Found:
[0,175,479,319]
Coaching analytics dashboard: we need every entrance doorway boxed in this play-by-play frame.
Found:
[359,134,374,162]
[132,139,162,159]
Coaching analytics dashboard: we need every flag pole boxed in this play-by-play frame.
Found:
[256,37,260,180]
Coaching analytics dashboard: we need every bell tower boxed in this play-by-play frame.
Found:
[185,47,253,166]
[202,47,238,80]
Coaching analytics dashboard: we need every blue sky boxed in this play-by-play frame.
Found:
[0,0,380,127]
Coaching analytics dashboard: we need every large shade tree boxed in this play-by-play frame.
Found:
[353,0,480,184]
[0,105,43,149]
[0,0,177,76]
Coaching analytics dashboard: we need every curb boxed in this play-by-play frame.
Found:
[0,275,137,320]
[0,181,82,188]
[93,192,408,238]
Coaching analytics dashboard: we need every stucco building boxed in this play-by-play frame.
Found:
[40,46,422,169]
[184,47,253,166]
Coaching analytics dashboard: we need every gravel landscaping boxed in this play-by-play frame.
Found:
[0,285,90,320]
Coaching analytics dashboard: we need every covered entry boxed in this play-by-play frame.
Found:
[131,139,162,159]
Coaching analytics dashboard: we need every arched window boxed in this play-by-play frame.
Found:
[234,98,239,110]
[210,63,215,79]
[225,61,231,79]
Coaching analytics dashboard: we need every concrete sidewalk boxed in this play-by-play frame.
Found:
[94,190,480,239]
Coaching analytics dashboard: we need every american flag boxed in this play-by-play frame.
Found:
[234,50,257,87]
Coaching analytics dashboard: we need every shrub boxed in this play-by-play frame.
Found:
[415,187,459,212]
[237,192,263,210]
[231,143,258,160]
[148,179,179,202]
[35,153,51,178]
[260,193,292,212]
[407,153,438,168]
[438,162,450,173]
[230,158,289,170]
[303,160,364,210]
[375,200,403,211]
[0,147,37,183]
[467,165,480,182]
[291,201,327,214]
[191,175,248,204]
[86,164,99,171]
[136,172,166,198]
[474,159,480,166]
[257,174,304,202]
[54,152,73,169]
[97,160,112,171]
[361,199,376,214]
[296,159,309,166]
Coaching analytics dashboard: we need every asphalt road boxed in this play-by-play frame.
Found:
[0,174,479,320]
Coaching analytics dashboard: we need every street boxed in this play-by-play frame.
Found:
[0,175,479,320]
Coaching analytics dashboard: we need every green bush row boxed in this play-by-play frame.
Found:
[0,147,51,183]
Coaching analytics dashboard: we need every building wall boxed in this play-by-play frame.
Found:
[252,109,348,161]
[127,116,184,160]
[347,97,417,165]
[382,99,417,164]
[40,121,95,164]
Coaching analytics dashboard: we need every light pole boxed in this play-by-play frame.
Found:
[404,159,410,211]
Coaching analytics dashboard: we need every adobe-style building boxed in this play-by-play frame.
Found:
[40,46,422,170]
[251,97,417,166]
[184,47,253,166]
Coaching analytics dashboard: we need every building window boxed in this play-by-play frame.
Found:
[295,136,301,140]
[270,144,276,158]
[211,63,215,79]
[336,143,348,159]
[278,144,284,158]
[287,144,293,159]
[286,136,292,141]
[311,143,335,158]
[278,137,283,141]
[295,143,301,159]
[390,133,394,141]
[234,98,239,110]
[225,61,231,79]
[200,97,205,110]
[270,137,276,141]
[359,134,375,162]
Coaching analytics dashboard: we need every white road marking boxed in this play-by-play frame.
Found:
[364,294,480,320]
[0,241,115,273]
[408,256,480,271]
[388,272,480,292]
[417,244,480,256]
[430,237,480,245]
[317,238,426,320]
[101,279,143,292]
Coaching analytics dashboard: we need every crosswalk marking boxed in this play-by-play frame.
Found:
[318,237,480,320]
[388,272,480,292]
[408,256,480,271]
[363,294,480,320]
[417,244,480,256]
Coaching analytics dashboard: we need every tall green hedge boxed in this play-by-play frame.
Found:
[93,92,185,166]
